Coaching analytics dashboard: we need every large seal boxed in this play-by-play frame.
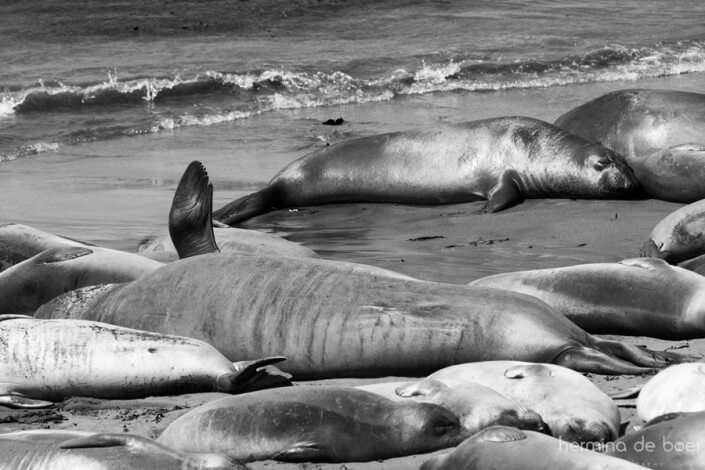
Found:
[427,361,620,443]
[33,250,687,377]
[0,430,245,469]
[421,426,647,470]
[555,89,705,165]
[0,315,289,406]
[629,363,705,422]
[469,258,705,339]
[157,385,469,462]
[604,411,705,469]
[0,246,163,315]
[640,198,705,262]
[213,116,638,225]
[356,378,548,435]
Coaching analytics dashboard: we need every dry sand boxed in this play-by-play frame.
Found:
[2,196,704,468]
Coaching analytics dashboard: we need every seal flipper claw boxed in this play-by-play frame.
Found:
[169,161,219,258]
[639,239,667,260]
[272,442,327,462]
[483,172,523,213]
[213,187,277,226]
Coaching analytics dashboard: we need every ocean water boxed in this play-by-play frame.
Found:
[1,0,704,277]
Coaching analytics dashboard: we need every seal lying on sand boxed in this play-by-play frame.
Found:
[157,385,469,462]
[0,315,289,407]
[640,198,705,263]
[469,258,705,339]
[0,246,162,315]
[421,426,648,470]
[34,161,686,377]
[634,143,705,202]
[428,361,620,443]
[0,429,245,469]
[604,411,705,469]
[213,116,639,224]
[356,379,548,435]
[34,250,688,377]
[554,88,705,165]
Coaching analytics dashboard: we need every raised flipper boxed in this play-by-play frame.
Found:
[482,171,523,213]
[213,187,278,226]
[0,388,54,409]
[168,161,220,258]
[271,441,328,462]
[217,356,292,393]
[639,239,667,260]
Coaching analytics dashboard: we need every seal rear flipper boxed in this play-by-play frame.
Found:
[169,161,220,258]
[217,356,292,393]
[272,442,328,462]
[212,187,277,226]
[639,239,667,260]
[552,346,656,375]
[0,388,54,409]
[592,338,700,367]
[482,172,523,213]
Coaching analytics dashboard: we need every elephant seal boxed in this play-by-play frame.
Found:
[34,251,688,377]
[631,363,705,422]
[469,258,705,339]
[0,315,289,406]
[680,253,705,275]
[0,246,163,315]
[421,426,647,470]
[0,429,245,469]
[213,116,639,224]
[554,88,705,166]
[356,379,548,435]
[635,143,705,202]
[640,198,705,263]
[0,222,95,271]
[604,411,705,469]
[157,385,469,462]
[428,361,620,443]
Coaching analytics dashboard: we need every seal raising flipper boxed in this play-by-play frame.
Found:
[168,161,220,258]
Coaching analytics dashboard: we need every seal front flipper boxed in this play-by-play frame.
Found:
[212,187,278,226]
[482,171,523,213]
[169,161,220,258]
[0,387,54,409]
[272,442,328,462]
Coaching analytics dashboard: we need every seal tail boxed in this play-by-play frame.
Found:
[216,356,293,393]
[212,187,277,226]
[168,161,220,258]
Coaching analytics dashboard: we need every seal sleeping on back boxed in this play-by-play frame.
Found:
[33,161,688,377]
[213,116,639,224]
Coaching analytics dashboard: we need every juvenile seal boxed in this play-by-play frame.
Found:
[469,258,705,339]
[0,429,245,469]
[0,315,289,406]
[635,143,705,202]
[604,411,705,469]
[33,251,687,377]
[157,385,469,462]
[554,88,705,166]
[632,363,705,422]
[428,361,620,443]
[213,116,638,224]
[356,378,548,435]
[0,246,163,315]
[421,426,647,470]
[640,198,705,262]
